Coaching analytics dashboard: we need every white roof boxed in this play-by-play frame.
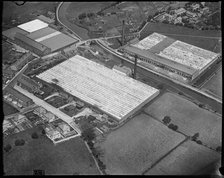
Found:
[37,55,159,120]
[131,33,167,50]
[158,40,219,70]
[17,19,49,33]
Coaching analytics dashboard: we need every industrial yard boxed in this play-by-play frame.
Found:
[2,1,222,176]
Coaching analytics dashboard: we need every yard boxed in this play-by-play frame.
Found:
[145,140,221,175]
[45,96,69,108]
[140,22,221,52]
[98,113,185,175]
[144,92,221,149]
[3,101,19,116]
[201,67,222,99]
[3,127,100,175]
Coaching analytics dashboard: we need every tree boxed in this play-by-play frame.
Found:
[196,140,202,145]
[31,132,39,139]
[81,127,96,142]
[42,129,46,135]
[15,139,25,146]
[168,123,175,129]
[162,116,171,125]
[172,125,178,131]
[216,146,222,152]
[192,133,199,141]
[4,144,12,152]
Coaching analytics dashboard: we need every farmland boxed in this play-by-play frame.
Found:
[98,113,185,175]
[140,22,221,52]
[2,2,58,30]
[145,141,221,175]
[144,92,221,149]
[3,127,100,175]
[201,67,222,99]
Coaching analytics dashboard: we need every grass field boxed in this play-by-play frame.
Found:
[140,22,221,52]
[145,140,221,175]
[99,113,185,175]
[2,2,57,28]
[144,92,221,149]
[201,67,222,99]
[3,127,100,175]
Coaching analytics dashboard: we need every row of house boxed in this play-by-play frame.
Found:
[10,52,34,71]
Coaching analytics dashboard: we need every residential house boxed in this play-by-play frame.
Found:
[175,8,186,15]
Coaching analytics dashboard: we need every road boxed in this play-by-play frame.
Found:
[14,85,81,134]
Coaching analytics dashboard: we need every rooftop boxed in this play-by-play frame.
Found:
[37,55,159,121]
[26,27,58,41]
[17,19,49,33]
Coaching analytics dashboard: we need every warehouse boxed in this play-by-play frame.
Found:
[17,19,49,33]
[2,27,29,41]
[120,33,220,82]
[14,33,51,56]
[37,55,159,122]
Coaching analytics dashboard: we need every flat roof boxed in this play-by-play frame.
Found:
[124,45,197,75]
[124,32,219,74]
[37,55,159,120]
[17,19,49,33]
[2,27,29,40]
[26,27,57,40]
[39,33,78,52]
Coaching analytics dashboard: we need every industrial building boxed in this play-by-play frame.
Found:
[17,74,42,93]
[119,32,220,82]
[37,55,159,122]
[3,18,79,56]
[10,52,34,71]
[4,87,34,107]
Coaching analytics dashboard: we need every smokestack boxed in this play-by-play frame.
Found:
[133,54,137,79]
[122,20,125,46]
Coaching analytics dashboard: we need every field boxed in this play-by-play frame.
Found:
[2,2,57,30]
[98,113,185,175]
[3,127,100,175]
[201,67,222,99]
[140,22,221,52]
[144,92,221,149]
[3,101,19,116]
[145,141,221,175]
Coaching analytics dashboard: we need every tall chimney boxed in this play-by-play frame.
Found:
[133,54,138,79]
[122,20,125,46]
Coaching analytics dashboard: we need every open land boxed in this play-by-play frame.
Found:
[140,22,221,52]
[145,140,221,175]
[201,67,222,99]
[98,113,185,175]
[2,2,58,30]
[3,127,100,175]
[3,101,19,116]
[144,92,221,149]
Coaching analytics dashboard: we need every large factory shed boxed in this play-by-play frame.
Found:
[2,27,29,41]
[17,19,49,33]
[121,33,220,81]
[37,55,159,122]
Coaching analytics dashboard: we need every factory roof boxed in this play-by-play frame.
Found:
[39,33,78,52]
[14,33,50,52]
[124,32,219,74]
[37,15,55,24]
[2,27,29,40]
[26,27,57,40]
[17,19,49,33]
[37,55,159,121]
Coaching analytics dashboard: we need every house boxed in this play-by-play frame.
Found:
[174,16,182,24]
[44,112,55,122]
[191,3,200,11]
[186,11,197,18]
[58,123,71,135]
[45,126,62,140]
[175,8,186,15]
[10,52,34,71]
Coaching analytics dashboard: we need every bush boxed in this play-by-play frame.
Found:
[216,146,222,152]
[15,139,25,146]
[31,132,39,139]
[196,140,202,145]
[168,123,175,129]
[192,133,199,141]
[172,125,178,131]
[41,129,46,135]
[4,144,12,152]
[162,116,171,125]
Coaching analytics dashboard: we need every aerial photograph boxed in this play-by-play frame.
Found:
[2,1,222,175]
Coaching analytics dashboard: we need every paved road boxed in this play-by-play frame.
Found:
[14,85,81,134]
